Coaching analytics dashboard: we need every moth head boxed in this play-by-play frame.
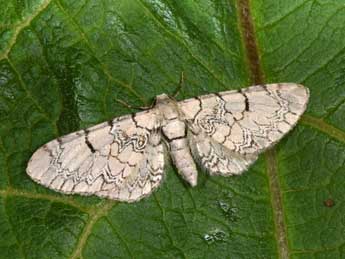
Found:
[154,93,179,119]
[155,93,171,102]
[154,94,176,107]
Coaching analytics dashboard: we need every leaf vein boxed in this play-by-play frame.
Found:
[0,0,52,60]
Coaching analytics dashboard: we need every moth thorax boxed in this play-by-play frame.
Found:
[162,120,185,140]
[149,132,161,145]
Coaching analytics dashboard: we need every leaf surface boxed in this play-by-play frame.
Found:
[0,0,344,258]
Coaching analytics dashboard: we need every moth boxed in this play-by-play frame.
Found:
[27,83,309,202]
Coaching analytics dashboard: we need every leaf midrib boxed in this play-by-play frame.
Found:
[237,0,289,258]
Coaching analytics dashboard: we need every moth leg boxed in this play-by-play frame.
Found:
[172,71,185,98]
[114,98,153,111]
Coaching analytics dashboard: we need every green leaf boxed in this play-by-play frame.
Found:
[0,0,344,258]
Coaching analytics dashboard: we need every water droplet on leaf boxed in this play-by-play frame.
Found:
[203,229,227,244]
[218,200,239,222]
